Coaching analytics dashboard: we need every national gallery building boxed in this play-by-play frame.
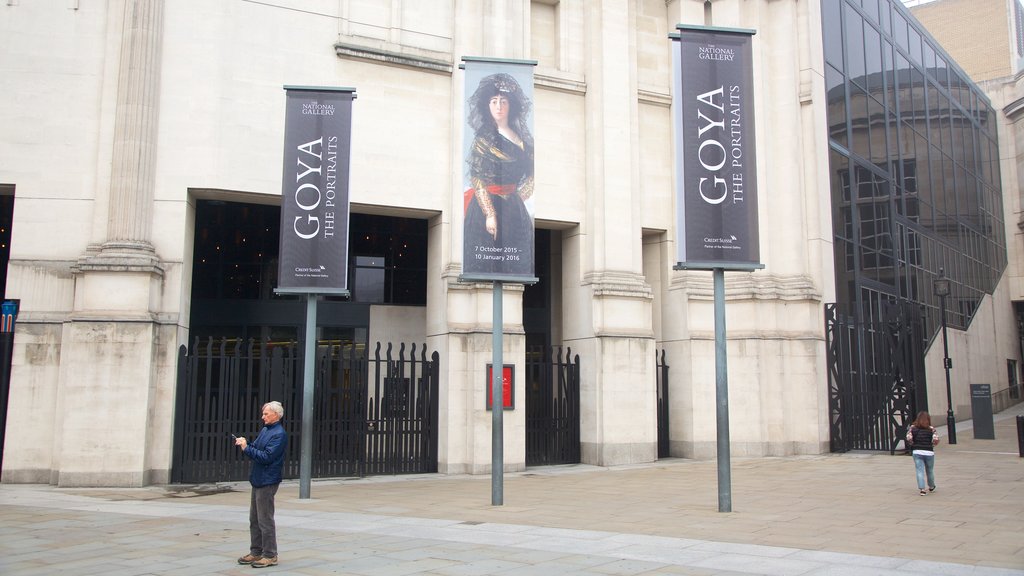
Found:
[1,0,1020,486]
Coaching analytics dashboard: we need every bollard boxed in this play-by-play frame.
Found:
[1018,415,1024,458]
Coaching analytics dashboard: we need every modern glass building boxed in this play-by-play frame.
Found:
[823,0,1006,332]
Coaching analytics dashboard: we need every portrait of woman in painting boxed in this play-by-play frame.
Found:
[463,71,535,276]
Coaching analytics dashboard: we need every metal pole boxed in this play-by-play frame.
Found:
[492,281,504,506]
[939,294,957,444]
[300,293,317,498]
[713,268,732,513]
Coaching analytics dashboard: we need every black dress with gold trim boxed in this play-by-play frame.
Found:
[463,129,535,276]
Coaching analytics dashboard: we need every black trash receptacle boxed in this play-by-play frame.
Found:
[1017,415,1024,457]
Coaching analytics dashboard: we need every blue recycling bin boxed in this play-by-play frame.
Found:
[1,300,16,333]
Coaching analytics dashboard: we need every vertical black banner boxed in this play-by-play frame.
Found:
[461,58,537,282]
[277,87,355,294]
[672,26,761,270]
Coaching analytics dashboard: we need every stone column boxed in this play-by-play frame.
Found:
[95,0,163,265]
[57,0,169,486]
[570,0,657,466]
[430,0,531,475]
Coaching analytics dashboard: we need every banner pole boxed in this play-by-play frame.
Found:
[714,268,732,512]
[491,281,504,506]
[299,293,317,499]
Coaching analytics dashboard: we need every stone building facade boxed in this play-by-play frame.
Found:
[0,0,1015,486]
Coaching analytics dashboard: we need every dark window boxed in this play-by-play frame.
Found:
[0,190,12,302]
[191,201,427,306]
[346,213,428,306]
[823,0,844,69]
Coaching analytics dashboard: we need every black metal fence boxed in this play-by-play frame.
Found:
[525,346,580,466]
[826,302,924,454]
[172,339,438,484]
[656,349,670,458]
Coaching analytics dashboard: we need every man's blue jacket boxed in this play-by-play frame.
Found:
[244,420,287,487]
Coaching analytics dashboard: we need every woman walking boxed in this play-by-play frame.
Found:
[906,411,940,495]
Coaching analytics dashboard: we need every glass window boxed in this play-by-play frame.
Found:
[893,10,909,52]
[951,114,965,166]
[929,147,945,216]
[826,64,848,139]
[830,148,851,221]
[936,92,952,157]
[863,0,879,23]
[865,24,883,95]
[895,54,911,116]
[849,83,871,160]
[846,5,866,85]
[935,54,948,88]
[910,67,925,120]
[883,41,896,113]
[924,43,936,79]
[348,214,428,305]
[823,0,844,69]
[868,95,887,168]
[908,26,922,65]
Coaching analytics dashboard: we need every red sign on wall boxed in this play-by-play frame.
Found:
[486,364,515,410]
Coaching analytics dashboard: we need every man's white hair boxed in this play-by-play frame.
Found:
[263,401,284,418]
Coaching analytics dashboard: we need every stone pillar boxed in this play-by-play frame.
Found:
[570,0,657,466]
[57,0,168,486]
[431,0,531,475]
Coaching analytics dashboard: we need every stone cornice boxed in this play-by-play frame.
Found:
[334,41,453,74]
[670,270,821,301]
[582,271,653,300]
[638,87,671,107]
[536,71,587,95]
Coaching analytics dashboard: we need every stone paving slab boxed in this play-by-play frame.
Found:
[0,406,1022,575]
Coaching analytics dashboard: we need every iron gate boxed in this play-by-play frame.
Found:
[826,302,925,454]
[525,346,580,466]
[172,338,439,484]
[656,349,670,458]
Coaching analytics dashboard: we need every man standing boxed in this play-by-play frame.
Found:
[236,401,288,568]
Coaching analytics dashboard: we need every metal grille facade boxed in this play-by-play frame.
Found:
[172,339,438,483]
[525,346,580,466]
[656,349,670,459]
[826,302,925,453]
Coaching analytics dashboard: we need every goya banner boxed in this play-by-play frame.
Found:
[672,26,761,270]
[461,58,537,282]
[277,86,355,294]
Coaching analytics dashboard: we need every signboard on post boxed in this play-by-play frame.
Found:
[460,58,537,283]
[670,25,762,514]
[275,86,355,500]
[671,26,761,271]
[277,86,355,294]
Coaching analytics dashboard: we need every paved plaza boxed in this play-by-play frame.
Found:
[1,405,1023,575]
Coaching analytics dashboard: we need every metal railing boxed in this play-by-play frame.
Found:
[172,338,438,484]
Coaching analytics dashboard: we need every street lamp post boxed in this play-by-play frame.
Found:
[933,268,957,444]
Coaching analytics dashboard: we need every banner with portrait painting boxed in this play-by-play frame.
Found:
[277,86,355,294]
[460,58,537,282]
[672,26,761,270]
